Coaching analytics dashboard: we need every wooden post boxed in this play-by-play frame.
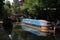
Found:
[54,26,56,36]
[0,21,3,28]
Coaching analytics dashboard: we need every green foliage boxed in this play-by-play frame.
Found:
[3,1,11,17]
[20,0,60,21]
[42,0,58,7]
[20,0,45,18]
[12,0,20,15]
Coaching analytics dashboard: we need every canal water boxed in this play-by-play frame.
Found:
[21,31,55,40]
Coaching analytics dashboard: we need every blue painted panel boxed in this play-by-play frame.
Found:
[21,19,48,26]
[30,20,40,25]
[22,19,31,23]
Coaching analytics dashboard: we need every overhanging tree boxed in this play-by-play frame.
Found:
[20,0,45,18]
[12,0,20,16]
[3,1,11,17]
[20,0,60,21]
[0,0,4,19]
